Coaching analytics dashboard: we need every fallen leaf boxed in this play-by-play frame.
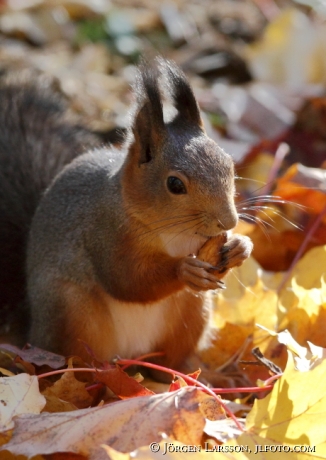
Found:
[240,162,326,271]
[0,388,212,457]
[199,256,279,382]
[258,326,326,372]
[275,163,326,216]
[42,393,78,413]
[246,8,326,85]
[225,351,326,458]
[204,418,244,443]
[42,369,93,411]
[0,344,65,369]
[0,374,45,431]
[95,366,154,400]
[277,246,326,348]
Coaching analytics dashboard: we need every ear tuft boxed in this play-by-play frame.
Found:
[134,61,164,130]
[131,61,165,164]
[157,57,203,128]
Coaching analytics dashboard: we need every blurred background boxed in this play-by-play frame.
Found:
[0,0,326,271]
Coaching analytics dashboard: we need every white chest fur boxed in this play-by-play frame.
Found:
[107,295,172,359]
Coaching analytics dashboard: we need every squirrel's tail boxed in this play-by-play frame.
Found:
[0,70,99,341]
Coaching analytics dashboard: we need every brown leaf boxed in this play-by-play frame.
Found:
[42,368,93,410]
[42,394,78,413]
[14,356,35,375]
[95,366,154,400]
[0,388,209,457]
[0,344,65,369]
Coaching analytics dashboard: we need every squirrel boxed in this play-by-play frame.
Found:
[0,58,253,377]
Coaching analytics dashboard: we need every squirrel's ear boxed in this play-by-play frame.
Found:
[131,64,165,165]
[159,58,204,129]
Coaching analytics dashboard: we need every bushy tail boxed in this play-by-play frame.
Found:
[0,70,99,339]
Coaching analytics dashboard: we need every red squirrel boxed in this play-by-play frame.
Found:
[0,59,252,374]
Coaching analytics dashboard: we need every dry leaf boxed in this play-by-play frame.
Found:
[240,162,326,271]
[42,369,93,411]
[224,351,326,458]
[0,344,65,369]
[0,374,45,431]
[204,418,244,443]
[258,327,326,372]
[246,8,326,85]
[42,394,78,413]
[95,366,154,400]
[0,388,211,457]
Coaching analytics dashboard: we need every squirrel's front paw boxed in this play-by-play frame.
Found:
[197,232,253,278]
[216,234,253,273]
[177,255,226,292]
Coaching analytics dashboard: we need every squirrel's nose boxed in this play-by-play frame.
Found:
[218,207,238,231]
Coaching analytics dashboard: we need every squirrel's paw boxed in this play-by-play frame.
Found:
[197,232,253,280]
[215,234,253,274]
[177,255,226,292]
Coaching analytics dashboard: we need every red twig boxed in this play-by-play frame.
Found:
[37,359,280,430]
[120,351,165,371]
[264,373,282,386]
[211,385,273,394]
[37,367,96,379]
[116,358,267,431]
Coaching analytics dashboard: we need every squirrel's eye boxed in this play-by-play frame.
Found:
[167,176,187,194]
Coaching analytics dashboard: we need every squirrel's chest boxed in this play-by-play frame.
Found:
[94,293,178,361]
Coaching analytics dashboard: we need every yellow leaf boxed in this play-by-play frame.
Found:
[278,247,326,347]
[288,246,326,290]
[244,352,326,456]
[246,8,326,85]
[211,257,279,332]
[199,322,252,369]
[225,432,319,459]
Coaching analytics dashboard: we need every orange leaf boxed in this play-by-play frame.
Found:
[95,366,154,399]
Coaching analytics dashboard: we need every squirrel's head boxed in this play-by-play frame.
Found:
[122,58,238,251]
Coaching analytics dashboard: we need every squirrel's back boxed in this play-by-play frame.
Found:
[0,70,99,340]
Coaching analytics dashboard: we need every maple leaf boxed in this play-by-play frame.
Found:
[95,366,154,399]
[42,366,93,412]
[0,374,45,431]
[224,350,326,458]
[0,388,212,458]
